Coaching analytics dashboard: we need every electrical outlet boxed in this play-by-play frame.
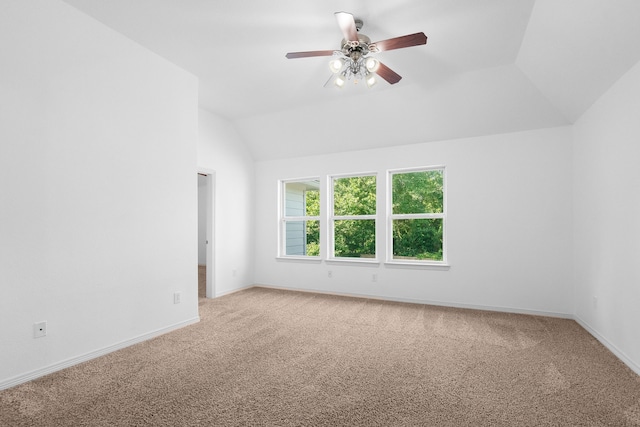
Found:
[372,274,378,282]
[328,270,333,278]
[34,321,47,338]
[174,292,181,304]
[232,269,237,277]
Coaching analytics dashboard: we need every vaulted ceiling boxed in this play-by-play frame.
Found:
[62,0,640,160]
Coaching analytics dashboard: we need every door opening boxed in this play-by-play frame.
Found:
[197,171,215,298]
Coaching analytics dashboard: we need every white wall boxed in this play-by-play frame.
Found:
[573,60,640,373]
[0,0,199,388]
[197,109,255,295]
[254,127,574,316]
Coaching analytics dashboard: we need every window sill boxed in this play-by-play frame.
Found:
[326,258,381,266]
[384,260,450,270]
[276,256,322,263]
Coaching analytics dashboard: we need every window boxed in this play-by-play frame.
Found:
[280,179,320,257]
[388,167,445,264]
[330,174,377,260]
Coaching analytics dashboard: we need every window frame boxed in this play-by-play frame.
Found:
[278,178,321,260]
[328,172,379,263]
[386,166,448,266]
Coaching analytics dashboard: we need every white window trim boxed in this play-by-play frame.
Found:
[328,172,378,262]
[278,177,321,260]
[385,166,448,267]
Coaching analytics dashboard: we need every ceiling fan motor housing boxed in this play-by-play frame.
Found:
[341,33,373,59]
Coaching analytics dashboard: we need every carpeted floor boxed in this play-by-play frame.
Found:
[198,265,206,299]
[2,287,640,426]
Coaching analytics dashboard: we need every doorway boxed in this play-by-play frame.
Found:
[197,171,215,299]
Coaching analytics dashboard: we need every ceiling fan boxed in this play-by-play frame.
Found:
[285,12,427,88]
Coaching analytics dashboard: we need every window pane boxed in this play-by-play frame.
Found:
[284,180,320,216]
[392,218,443,261]
[285,220,320,256]
[392,170,443,214]
[305,188,320,216]
[334,219,375,258]
[305,220,320,256]
[333,176,376,216]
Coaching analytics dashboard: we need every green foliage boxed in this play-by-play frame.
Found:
[333,176,376,257]
[392,219,443,261]
[334,220,376,257]
[391,170,444,260]
[334,176,376,216]
[304,190,320,255]
[305,189,320,216]
[392,170,443,214]
[306,240,319,256]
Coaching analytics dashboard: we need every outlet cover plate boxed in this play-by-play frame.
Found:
[34,321,47,338]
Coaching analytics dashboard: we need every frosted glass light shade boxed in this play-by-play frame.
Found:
[329,58,344,73]
[366,73,376,88]
[365,57,380,72]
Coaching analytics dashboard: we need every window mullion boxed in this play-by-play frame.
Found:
[284,216,320,221]
[332,214,376,221]
[390,213,443,220]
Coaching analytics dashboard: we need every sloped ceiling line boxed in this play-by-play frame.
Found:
[61,0,640,159]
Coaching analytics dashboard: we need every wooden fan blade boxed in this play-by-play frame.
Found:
[335,11,358,42]
[375,62,402,84]
[285,50,335,59]
[373,32,427,52]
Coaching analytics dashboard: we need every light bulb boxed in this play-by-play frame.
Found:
[334,74,346,88]
[329,58,344,73]
[365,57,380,72]
[366,73,377,88]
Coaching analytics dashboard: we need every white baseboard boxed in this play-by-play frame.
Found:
[0,316,200,391]
[574,315,640,376]
[252,284,573,319]
[215,284,254,298]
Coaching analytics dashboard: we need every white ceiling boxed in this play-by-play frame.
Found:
[62,0,640,160]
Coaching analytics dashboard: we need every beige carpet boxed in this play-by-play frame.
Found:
[2,287,640,426]
[198,265,206,299]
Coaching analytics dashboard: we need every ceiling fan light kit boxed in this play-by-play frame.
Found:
[286,12,427,88]
[328,58,344,73]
